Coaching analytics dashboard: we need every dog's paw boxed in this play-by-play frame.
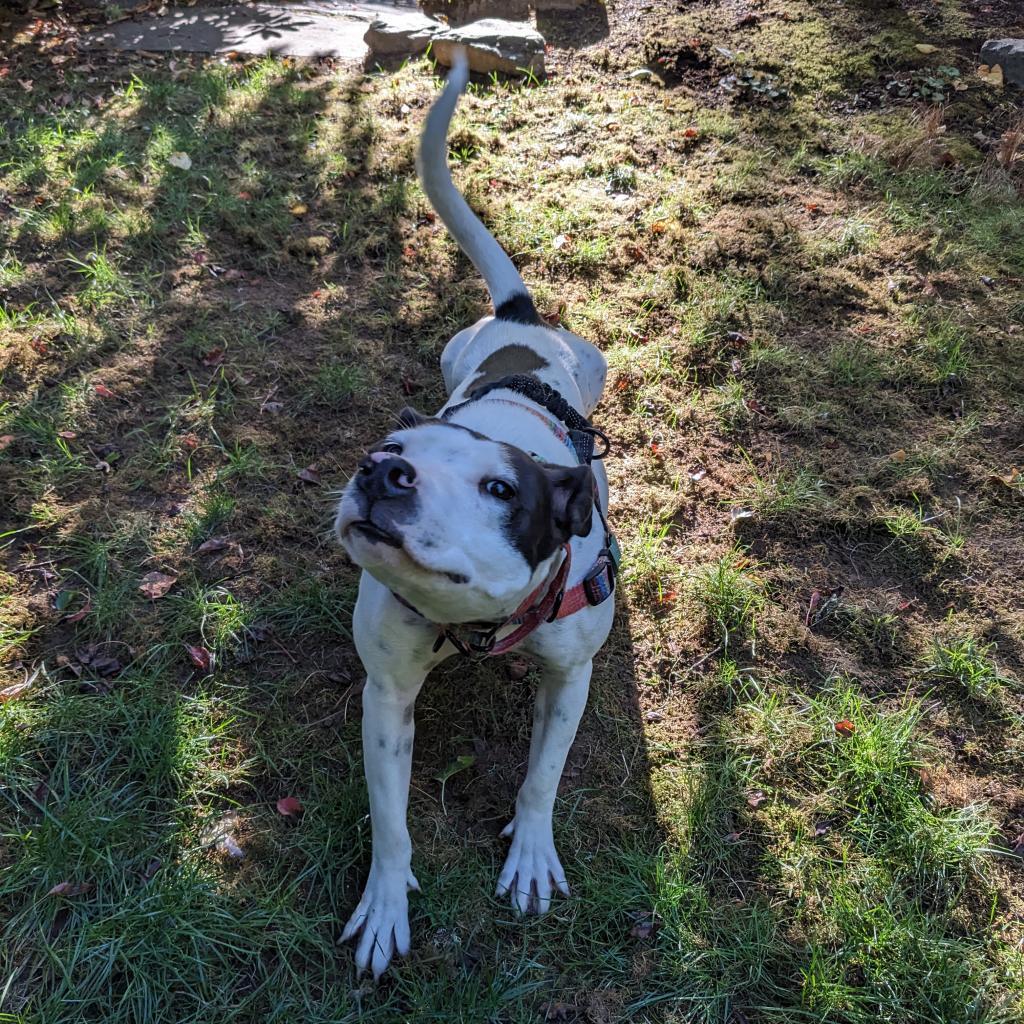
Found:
[496,816,569,915]
[340,864,420,979]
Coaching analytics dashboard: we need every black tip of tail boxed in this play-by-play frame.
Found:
[494,292,543,326]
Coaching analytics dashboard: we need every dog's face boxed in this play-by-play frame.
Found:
[335,410,594,623]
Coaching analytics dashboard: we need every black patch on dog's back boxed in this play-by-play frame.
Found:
[470,345,549,390]
[494,291,543,325]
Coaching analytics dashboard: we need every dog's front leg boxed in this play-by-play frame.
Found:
[341,672,423,977]
[497,659,592,913]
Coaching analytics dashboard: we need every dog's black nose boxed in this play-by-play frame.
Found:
[356,453,417,501]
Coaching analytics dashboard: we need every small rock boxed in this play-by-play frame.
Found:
[364,11,443,57]
[981,38,1024,88]
[432,18,545,76]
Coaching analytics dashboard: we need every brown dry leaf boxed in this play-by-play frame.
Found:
[0,679,36,703]
[184,644,213,673]
[290,202,308,216]
[195,536,229,555]
[890,449,907,463]
[94,383,117,399]
[48,881,93,897]
[297,465,321,485]
[65,601,92,624]
[139,571,177,599]
[200,347,224,367]
[276,796,303,817]
[629,910,660,940]
[988,467,1021,489]
[835,719,856,737]
[977,63,1004,87]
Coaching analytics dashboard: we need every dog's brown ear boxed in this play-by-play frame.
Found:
[396,406,430,429]
[544,464,595,540]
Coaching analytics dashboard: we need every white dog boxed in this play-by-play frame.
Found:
[334,49,616,978]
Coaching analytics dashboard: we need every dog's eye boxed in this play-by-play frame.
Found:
[484,479,516,501]
[379,442,403,455]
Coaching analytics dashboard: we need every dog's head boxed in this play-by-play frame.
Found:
[335,409,595,623]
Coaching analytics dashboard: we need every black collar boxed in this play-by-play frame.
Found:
[441,374,611,465]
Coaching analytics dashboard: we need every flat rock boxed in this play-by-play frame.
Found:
[431,17,545,76]
[420,0,529,26]
[981,38,1024,87]
[81,1,414,59]
[364,10,443,55]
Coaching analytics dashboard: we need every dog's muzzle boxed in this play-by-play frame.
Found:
[348,452,418,546]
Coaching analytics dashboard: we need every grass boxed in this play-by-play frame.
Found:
[2,0,1024,1020]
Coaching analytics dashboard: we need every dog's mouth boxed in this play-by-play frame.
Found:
[349,519,403,548]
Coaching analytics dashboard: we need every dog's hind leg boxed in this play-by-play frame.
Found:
[496,659,592,913]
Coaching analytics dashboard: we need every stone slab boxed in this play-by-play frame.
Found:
[81,1,416,59]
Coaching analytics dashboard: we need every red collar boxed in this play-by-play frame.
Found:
[391,541,615,658]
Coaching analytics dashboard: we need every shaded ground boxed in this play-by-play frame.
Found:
[2,0,1024,1021]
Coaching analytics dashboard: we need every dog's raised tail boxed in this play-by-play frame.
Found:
[417,48,541,326]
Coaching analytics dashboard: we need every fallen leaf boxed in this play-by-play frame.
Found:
[89,654,122,678]
[168,151,192,170]
[184,644,213,672]
[629,910,660,939]
[650,221,667,234]
[237,190,253,201]
[219,833,245,859]
[0,434,15,451]
[297,465,321,485]
[290,202,308,216]
[94,384,117,399]
[890,449,907,463]
[507,658,530,680]
[48,881,93,897]
[744,397,768,415]
[988,467,1021,489]
[977,63,1003,87]
[57,430,77,439]
[0,679,35,703]
[276,796,303,816]
[200,347,224,367]
[914,43,938,54]
[139,571,176,599]
[31,337,48,354]
[195,537,229,555]
[682,126,699,139]
[835,719,856,737]
[65,601,92,624]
